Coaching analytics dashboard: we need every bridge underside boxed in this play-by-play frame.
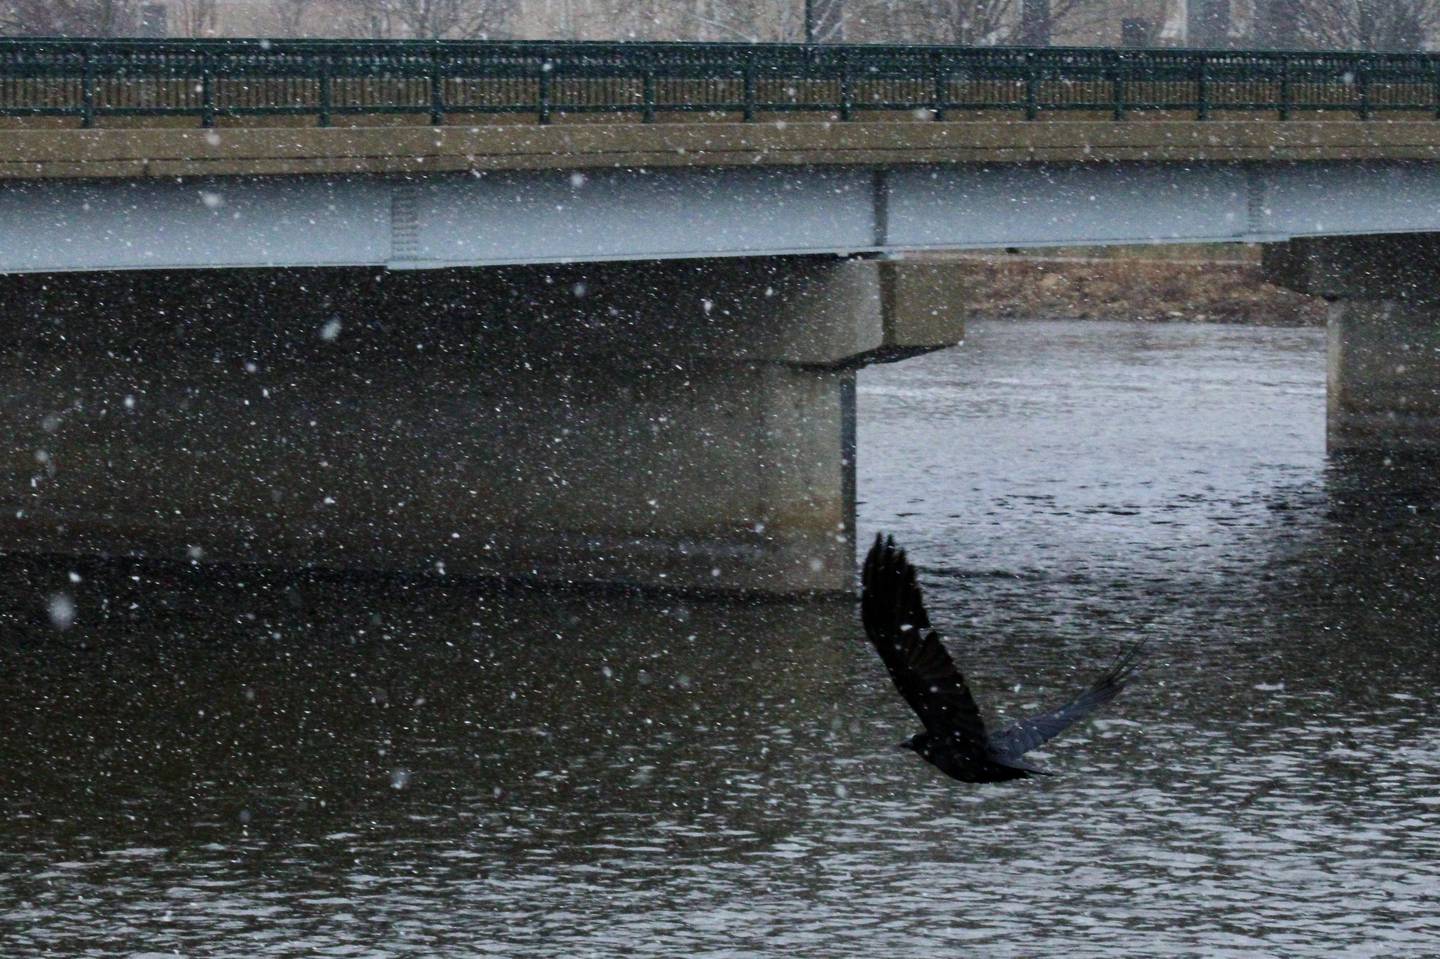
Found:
[5,128,1440,273]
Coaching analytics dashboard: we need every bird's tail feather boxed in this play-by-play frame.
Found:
[995,755,1053,777]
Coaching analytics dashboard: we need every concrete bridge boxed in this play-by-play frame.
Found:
[4,38,1440,594]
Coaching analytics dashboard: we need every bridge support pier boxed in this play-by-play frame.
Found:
[1265,234,1440,457]
[0,256,963,594]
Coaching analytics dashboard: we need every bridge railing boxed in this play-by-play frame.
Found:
[0,38,1437,128]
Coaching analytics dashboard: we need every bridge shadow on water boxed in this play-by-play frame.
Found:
[1255,455,1440,707]
[0,562,857,836]
[1172,452,1440,799]
[0,559,879,953]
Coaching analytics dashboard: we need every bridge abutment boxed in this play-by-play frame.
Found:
[1265,234,1440,457]
[0,257,963,594]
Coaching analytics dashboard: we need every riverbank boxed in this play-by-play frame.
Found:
[927,248,1327,326]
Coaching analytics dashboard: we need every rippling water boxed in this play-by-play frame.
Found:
[4,319,1440,957]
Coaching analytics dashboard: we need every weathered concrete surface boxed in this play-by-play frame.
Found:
[1318,301,1440,456]
[1265,234,1440,455]
[5,121,1440,179]
[1262,233,1440,304]
[0,257,964,594]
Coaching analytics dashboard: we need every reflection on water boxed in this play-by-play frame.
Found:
[4,319,1440,956]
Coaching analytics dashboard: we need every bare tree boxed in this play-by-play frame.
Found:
[264,0,317,35]
[1057,0,1171,45]
[1288,0,1433,49]
[590,0,668,39]
[850,0,1110,43]
[0,0,138,36]
[678,0,810,41]
[805,0,848,39]
[343,0,516,38]
[1252,0,1302,45]
[172,0,219,36]
[594,0,839,41]
[850,0,1020,43]
[677,0,773,41]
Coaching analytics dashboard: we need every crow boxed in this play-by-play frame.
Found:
[861,533,1144,783]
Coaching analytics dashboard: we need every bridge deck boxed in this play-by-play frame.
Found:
[6,120,1440,180]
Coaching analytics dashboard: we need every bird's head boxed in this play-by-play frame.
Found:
[897,734,923,754]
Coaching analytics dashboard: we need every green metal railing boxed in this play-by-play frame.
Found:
[0,37,1437,128]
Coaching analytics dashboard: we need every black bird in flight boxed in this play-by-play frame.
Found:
[861,534,1144,783]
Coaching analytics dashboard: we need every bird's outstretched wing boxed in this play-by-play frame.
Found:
[861,534,988,746]
[986,643,1145,760]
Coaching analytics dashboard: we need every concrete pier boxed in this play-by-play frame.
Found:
[0,256,964,594]
[1265,234,1440,457]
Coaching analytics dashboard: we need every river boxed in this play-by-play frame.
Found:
[3,319,1438,957]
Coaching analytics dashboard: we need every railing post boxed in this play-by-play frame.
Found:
[1278,57,1291,120]
[642,49,656,123]
[201,50,216,129]
[1024,50,1038,121]
[1196,53,1209,121]
[318,51,332,128]
[743,50,756,122]
[839,49,853,121]
[1111,52,1126,121]
[538,57,552,125]
[1433,60,1440,120]
[429,46,445,126]
[81,42,96,129]
[1357,59,1371,120]
[931,50,946,121]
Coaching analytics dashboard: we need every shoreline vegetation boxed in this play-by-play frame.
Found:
[922,246,1327,327]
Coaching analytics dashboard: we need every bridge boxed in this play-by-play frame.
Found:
[3,38,1439,594]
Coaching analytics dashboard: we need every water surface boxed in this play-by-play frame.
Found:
[4,319,1439,957]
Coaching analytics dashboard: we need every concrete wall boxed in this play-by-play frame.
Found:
[1265,234,1440,456]
[0,257,964,594]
